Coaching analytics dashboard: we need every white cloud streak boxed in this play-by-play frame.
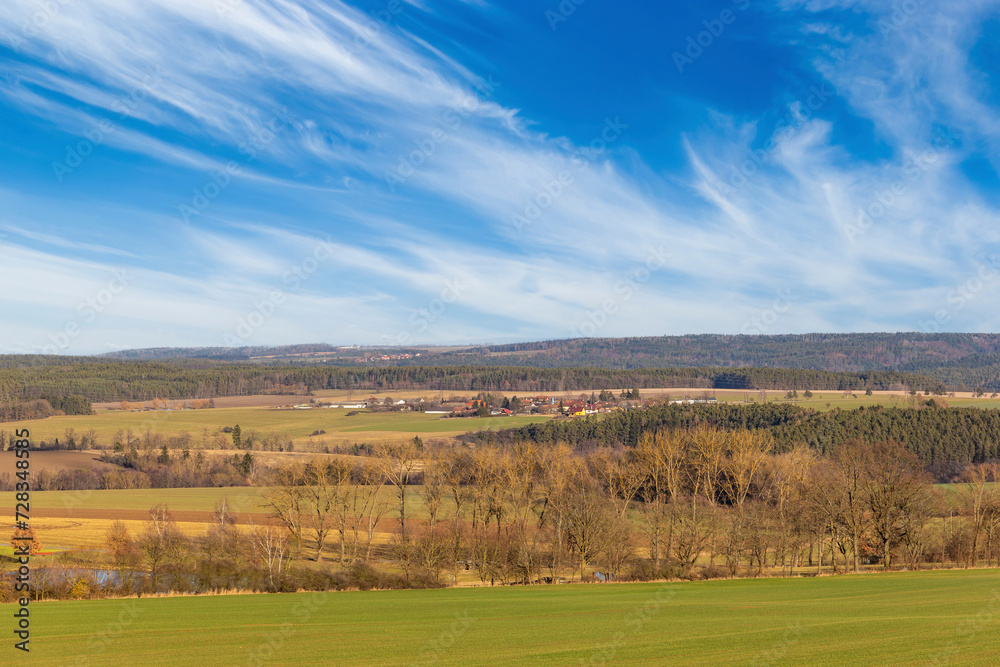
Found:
[1,0,1000,348]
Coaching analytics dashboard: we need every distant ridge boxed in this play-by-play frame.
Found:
[100,343,340,361]
[94,333,1000,390]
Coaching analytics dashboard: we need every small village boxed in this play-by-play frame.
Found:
[297,389,719,418]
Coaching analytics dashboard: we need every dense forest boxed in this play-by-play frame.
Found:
[0,356,947,405]
[493,403,1000,478]
[0,395,92,422]
[40,394,93,415]
[471,333,1000,371]
[411,333,1000,389]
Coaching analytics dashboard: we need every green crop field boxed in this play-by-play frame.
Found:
[4,392,999,454]
[0,407,551,450]
[18,570,1000,666]
[705,391,1000,411]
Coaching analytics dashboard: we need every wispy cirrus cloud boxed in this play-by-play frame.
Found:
[0,0,999,352]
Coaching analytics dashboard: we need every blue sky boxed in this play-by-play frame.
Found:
[1,0,999,354]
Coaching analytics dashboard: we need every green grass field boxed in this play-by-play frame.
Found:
[4,392,999,454]
[1,408,551,450]
[707,390,1000,411]
[18,570,1000,666]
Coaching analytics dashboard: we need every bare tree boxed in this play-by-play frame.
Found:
[443,447,475,581]
[898,488,938,570]
[960,463,1000,566]
[374,441,420,540]
[635,430,686,569]
[474,445,508,535]
[105,520,140,593]
[501,443,543,583]
[300,459,341,561]
[323,456,356,563]
[600,515,635,579]
[348,461,391,561]
[589,447,644,520]
[413,525,451,581]
[535,444,580,583]
[765,445,817,574]
[722,430,771,509]
[832,440,872,572]
[421,446,446,530]
[213,497,237,531]
[137,504,184,593]
[803,459,845,573]
[148,503,174,538]
[261,463,306,557]
[563,475,615,581]
[861,440,931,570]
[668,495,715,577]
[247,516,289,590]
[470,530,507,586]
[689,427,727,506]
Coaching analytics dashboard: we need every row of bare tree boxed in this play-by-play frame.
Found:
[103,502,292,595]
[255,431,1000,584]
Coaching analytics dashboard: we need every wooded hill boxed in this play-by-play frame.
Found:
[0,357,947,403]
[407,333,1000,390]
[95,333,1000,390]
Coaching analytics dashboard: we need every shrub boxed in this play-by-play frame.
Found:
[69,577,90,599]
[693,565,728,581]
[624,560,673,582]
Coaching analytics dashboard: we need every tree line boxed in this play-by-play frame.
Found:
[8,503,441,602]
[0,446,255,492]
[235,435,1000,582]
[0,395,92,423]
[409,333,1000,391]
[14,431,998,601]
[0,357,948,404]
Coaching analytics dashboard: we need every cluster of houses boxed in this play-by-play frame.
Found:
[347,352,419,363]
[668,397,718,405]
[288,399,385,410]
[440,395,555,417]
[440,396,638,418]
[555,400,607,417]
[298,398,408,410]
[290,393,702,418]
